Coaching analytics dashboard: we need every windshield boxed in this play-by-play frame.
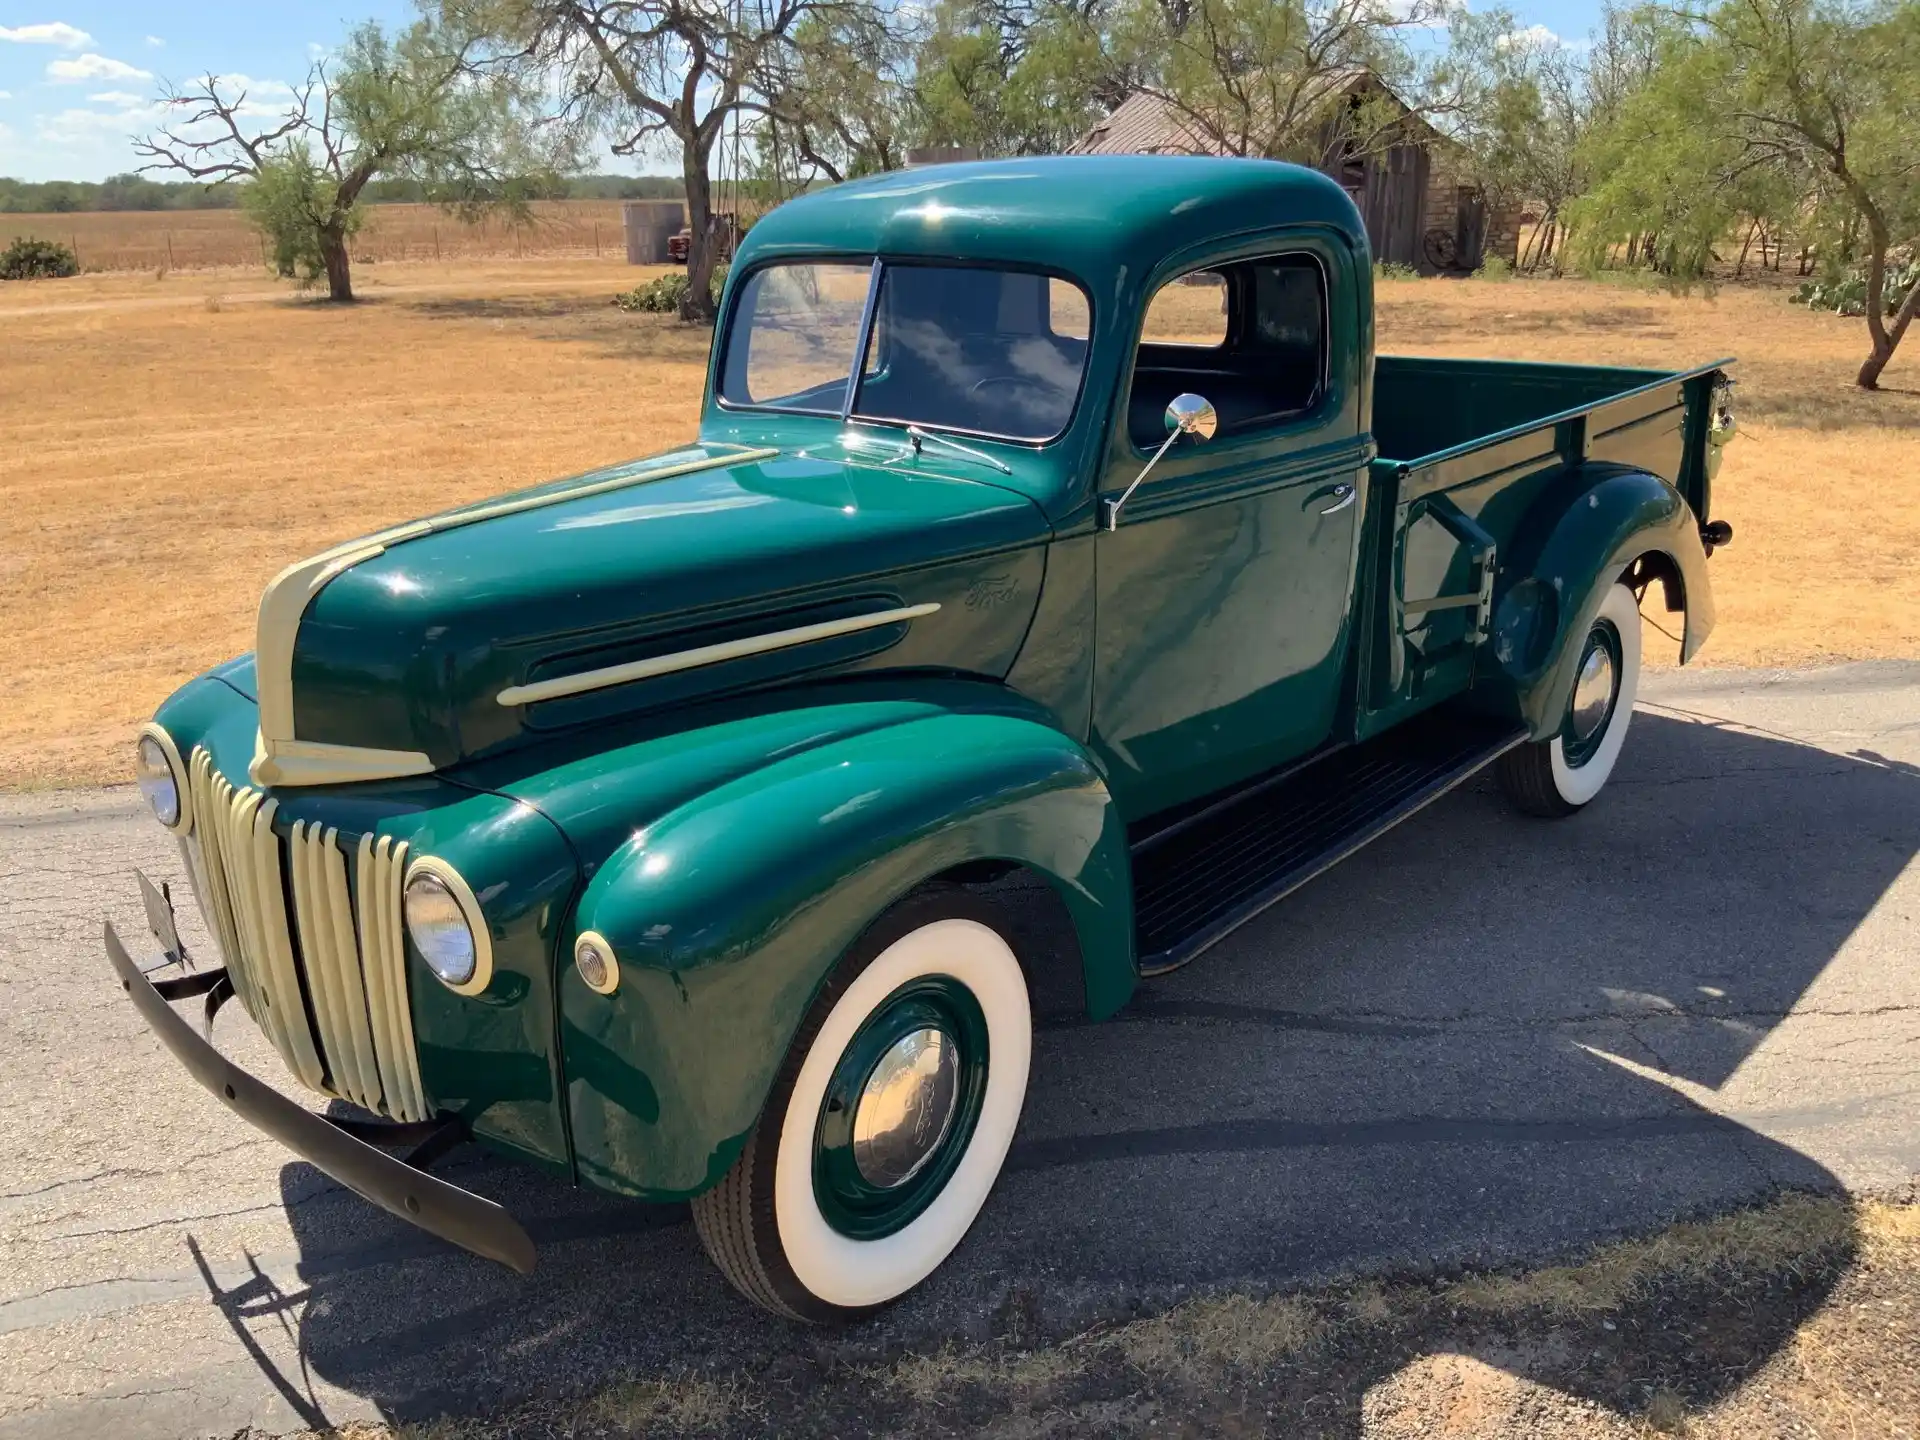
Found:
[719,260,1093,444]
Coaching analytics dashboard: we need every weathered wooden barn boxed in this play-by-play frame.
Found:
[1068,73,1521,274]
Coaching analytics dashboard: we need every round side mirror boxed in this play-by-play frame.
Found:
[1165,392,1219,442]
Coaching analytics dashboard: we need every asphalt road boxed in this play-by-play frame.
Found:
[3,661,1917,1440]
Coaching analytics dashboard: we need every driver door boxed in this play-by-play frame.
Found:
[1090,240,1369,820]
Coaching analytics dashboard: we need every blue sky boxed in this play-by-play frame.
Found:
[1,0,1611,183]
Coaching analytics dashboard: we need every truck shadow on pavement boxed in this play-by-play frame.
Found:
[240,707,1917,1433]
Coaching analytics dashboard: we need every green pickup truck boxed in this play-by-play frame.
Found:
[109,156,1737,1321]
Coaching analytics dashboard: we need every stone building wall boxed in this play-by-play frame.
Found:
[1422,140,1522,270]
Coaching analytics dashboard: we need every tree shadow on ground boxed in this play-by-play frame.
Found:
[222,707,1915,1434]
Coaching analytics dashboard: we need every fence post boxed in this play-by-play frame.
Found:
[593,220,600,257]
[434,226,440,261]
[71,233,81,268]
[165,230,175,269]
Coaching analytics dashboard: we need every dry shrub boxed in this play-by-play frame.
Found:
[886,1341,1083,1404]
[1117,1292,1326,1374]
[583,1372,741,1434]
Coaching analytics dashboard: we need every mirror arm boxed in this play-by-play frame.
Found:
[1103,427,1183,532]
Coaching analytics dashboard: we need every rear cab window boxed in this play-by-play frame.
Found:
[1128,255,1328,450]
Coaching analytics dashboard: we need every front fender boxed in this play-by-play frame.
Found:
[1490,465,1714,738]
[558,711,1132,1200]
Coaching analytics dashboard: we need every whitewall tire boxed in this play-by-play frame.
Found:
[1498,580,1642,817]
[691,888,1032,1321]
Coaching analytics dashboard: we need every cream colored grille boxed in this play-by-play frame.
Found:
[186,747,426,1122]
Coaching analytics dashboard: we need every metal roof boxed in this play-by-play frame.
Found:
[1068,70,1424,159]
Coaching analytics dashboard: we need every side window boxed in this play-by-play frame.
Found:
[1127,253,1327,449]
[1140,270,1227,347]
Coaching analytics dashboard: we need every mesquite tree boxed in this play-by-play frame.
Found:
[1571,0,1919,389]
[137,20,562,302]
[437,0,841,322]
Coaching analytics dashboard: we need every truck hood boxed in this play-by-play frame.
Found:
[256,444,1051,783]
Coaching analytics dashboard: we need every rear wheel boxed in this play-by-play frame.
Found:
[691,888,1031,1321]
[1498,580,1642,817]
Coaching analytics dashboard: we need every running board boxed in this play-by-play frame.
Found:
[1131,712,1528,975]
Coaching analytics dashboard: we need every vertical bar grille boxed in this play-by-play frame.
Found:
[186,747,425,1122]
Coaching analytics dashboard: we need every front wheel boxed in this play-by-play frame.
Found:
[691,888,1032,1321]
[1497,580,1642,817]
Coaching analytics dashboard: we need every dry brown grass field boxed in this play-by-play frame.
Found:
[1,258,1915,788]
[1,199,635,272]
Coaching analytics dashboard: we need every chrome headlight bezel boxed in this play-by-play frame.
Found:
[402,856,494,995]
[136,723,192,835]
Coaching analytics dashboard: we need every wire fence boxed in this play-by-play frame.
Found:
[1,200,636,274]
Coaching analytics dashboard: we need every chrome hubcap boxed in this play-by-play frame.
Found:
[852,1028,960,1189]
[1569,642,1616,741]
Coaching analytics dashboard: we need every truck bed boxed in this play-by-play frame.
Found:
[1356,353,1732,738]
[1373,354,1729,516]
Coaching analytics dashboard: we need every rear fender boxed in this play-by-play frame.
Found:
[1490,465,1714,738]
[558,711,1132,1200]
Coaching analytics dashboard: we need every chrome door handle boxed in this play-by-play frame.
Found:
[1318,484,1356,515]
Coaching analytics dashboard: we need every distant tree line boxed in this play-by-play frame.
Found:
[0,171,684,213]
[101,0,1913,380]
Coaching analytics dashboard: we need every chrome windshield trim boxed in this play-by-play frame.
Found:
[841,258,885,423]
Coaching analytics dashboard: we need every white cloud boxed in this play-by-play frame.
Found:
[1498,23,1591,52]
[1381,0,1464,29]
[46,52,153,83]
[0,91,12,101]
[209,73,295,97]
[12,93,171,177]
[35,98,166,143]
[0,21,92,48]
[144,35,164,48]
[87,89,146,106]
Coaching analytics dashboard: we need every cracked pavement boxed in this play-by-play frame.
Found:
[2,661,1917,1439]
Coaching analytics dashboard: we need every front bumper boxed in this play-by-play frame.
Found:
[104,919,537,1274]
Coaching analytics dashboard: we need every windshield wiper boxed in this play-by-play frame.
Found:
[906,425,1013,475]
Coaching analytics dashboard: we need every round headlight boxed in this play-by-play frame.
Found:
[404,866,485,991]
[135,727,185,831]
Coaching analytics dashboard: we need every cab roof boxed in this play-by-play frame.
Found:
[733,155,1368,285]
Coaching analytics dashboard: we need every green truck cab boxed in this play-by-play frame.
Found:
[109,156,1738,1321]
